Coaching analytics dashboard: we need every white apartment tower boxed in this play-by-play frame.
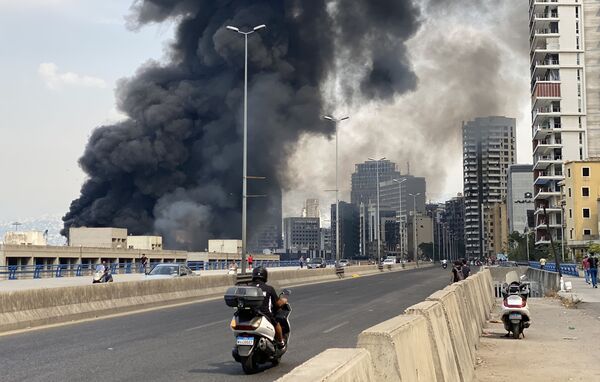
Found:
[529,0,600,244]
[463,117,516,259]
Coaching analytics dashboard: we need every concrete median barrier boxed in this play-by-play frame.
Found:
[357,314,437,382]
[0,262,430,333]
[275,348,375,382]
[404,300,460,382]
[445,282,480,350]
[426,289,474,382]
[470,273,490,321]
[458,278,485,335]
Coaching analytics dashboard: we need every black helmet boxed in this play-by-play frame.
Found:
[252,266,268,282]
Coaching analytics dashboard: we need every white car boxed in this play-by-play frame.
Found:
[382,258,396,265]
[145,264,195,279]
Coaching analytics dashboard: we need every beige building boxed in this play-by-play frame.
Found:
[407,215,433,259]
[127,235,162,250]
[208,239,242,255]
[3,231,47,246]
[485,202,509,256]
[69,227,127,249]
[563,160,600,257]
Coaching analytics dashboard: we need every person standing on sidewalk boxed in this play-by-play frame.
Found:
[539,257,546,270]
[583,255,591,284]
[461,258,471,279]
[589,254,598,288]
[247,254,253,270]
[299,255,305,269]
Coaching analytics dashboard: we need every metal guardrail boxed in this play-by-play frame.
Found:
[528,261,579,277]
[0,259,343,280]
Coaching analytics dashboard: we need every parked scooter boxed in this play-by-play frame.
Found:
[442,259,448,269]
[92,265,113,284]
[225,286,292,374]
[500,271,531,339]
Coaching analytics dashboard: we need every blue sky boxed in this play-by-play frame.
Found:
[0,0,173,220]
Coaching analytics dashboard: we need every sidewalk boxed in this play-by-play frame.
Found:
[474,297,600,381]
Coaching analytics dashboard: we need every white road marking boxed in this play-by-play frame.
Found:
[323,321,349,334]
[185,319,228,332]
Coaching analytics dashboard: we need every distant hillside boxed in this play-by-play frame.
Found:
[0,214,66,246]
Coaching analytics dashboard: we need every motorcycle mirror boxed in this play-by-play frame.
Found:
[282,288,292,296]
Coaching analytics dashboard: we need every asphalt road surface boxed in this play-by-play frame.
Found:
[0,266,456,382]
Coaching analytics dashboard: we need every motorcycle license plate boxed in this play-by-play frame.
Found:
[509,313,522,320]
[236,336,254,346]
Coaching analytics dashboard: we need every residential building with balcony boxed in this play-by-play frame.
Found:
[529,0,600,245]
[463,116,516,259]
[563,160,600,258]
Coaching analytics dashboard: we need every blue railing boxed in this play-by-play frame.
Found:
[529,261,579,277]
[0,259,332,280]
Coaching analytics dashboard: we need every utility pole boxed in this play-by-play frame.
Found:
[410,193,421,267]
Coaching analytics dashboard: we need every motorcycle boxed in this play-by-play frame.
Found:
[500,271,531,339]
[225,286,292,374]
[92,266,113,284]
[442,260,448,269]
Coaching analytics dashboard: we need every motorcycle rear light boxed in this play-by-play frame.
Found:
[232,317,262,331]
[504,298,525,308]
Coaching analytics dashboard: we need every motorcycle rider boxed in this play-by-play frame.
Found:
[251,266,287,347]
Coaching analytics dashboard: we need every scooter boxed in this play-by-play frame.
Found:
[92,267,113,284]
[500,271,531,339]
[442,260,448,269]
[225,286,291,374]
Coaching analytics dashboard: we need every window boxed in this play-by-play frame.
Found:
[569,188,572,197]
[583,208,590,218]
[579,133,583,144]
[583,167,590,177]
[570,230,573,239]
[582,187,590,196]
[580,148,583,160]
[584,229,592,236]
[568,168,571,177]
[569,209,573,218]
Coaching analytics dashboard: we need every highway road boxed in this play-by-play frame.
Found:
[0,266,456,382]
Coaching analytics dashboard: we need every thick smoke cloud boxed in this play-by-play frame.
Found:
[285,0,530,221]
[63,0,422,249]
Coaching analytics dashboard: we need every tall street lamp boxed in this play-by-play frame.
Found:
[393,178,407,261]
[323,115,349,262]
[227,23,266,275]
[409,193,421,267]
[368,157,386,262]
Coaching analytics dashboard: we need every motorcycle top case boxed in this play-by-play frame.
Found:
[224,286,264,308]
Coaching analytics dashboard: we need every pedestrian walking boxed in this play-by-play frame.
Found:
[583,255,591,284]
[299,255,305,269]
[461,258,471,279]
[247,254,253,270]
[451,261,464,283]
[539,257,546,270]
[140,254,149,275]
[589,254,598,288]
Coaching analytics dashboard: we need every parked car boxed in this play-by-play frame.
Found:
[307,257,326,269]
[338,259,350,267]
[146,263,196,279]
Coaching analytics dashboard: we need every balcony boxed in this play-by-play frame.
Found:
[533,154,562,170]
[533,139,562,156]
[534,187,561,200]
[533,105,561,124]
[532,123,560,139]
[533,205,562,216]
[534,170,564,185]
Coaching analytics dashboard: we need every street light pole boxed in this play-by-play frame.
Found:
[409,193,421,267]
[323,115,349,263]
[393,178,407,261]
[369,157,386,262]
[227,24,266,275]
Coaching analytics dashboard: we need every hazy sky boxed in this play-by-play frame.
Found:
[0,0,532,225]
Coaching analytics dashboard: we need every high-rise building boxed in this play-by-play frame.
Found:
[283,217,320,256]
[440,194,465,260]
[563,160,600,258]
[319,227,332,258]
[331,202,360,259]
[507,164,534,234]
[302,198,320,218]
[529,1,600,246]
[351,160,401,207]
[463,116,516,258]
[379,175,426,216]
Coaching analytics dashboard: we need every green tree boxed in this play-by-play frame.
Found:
[588,243,600,254]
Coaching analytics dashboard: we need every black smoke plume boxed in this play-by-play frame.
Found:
[62,0,421,250]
